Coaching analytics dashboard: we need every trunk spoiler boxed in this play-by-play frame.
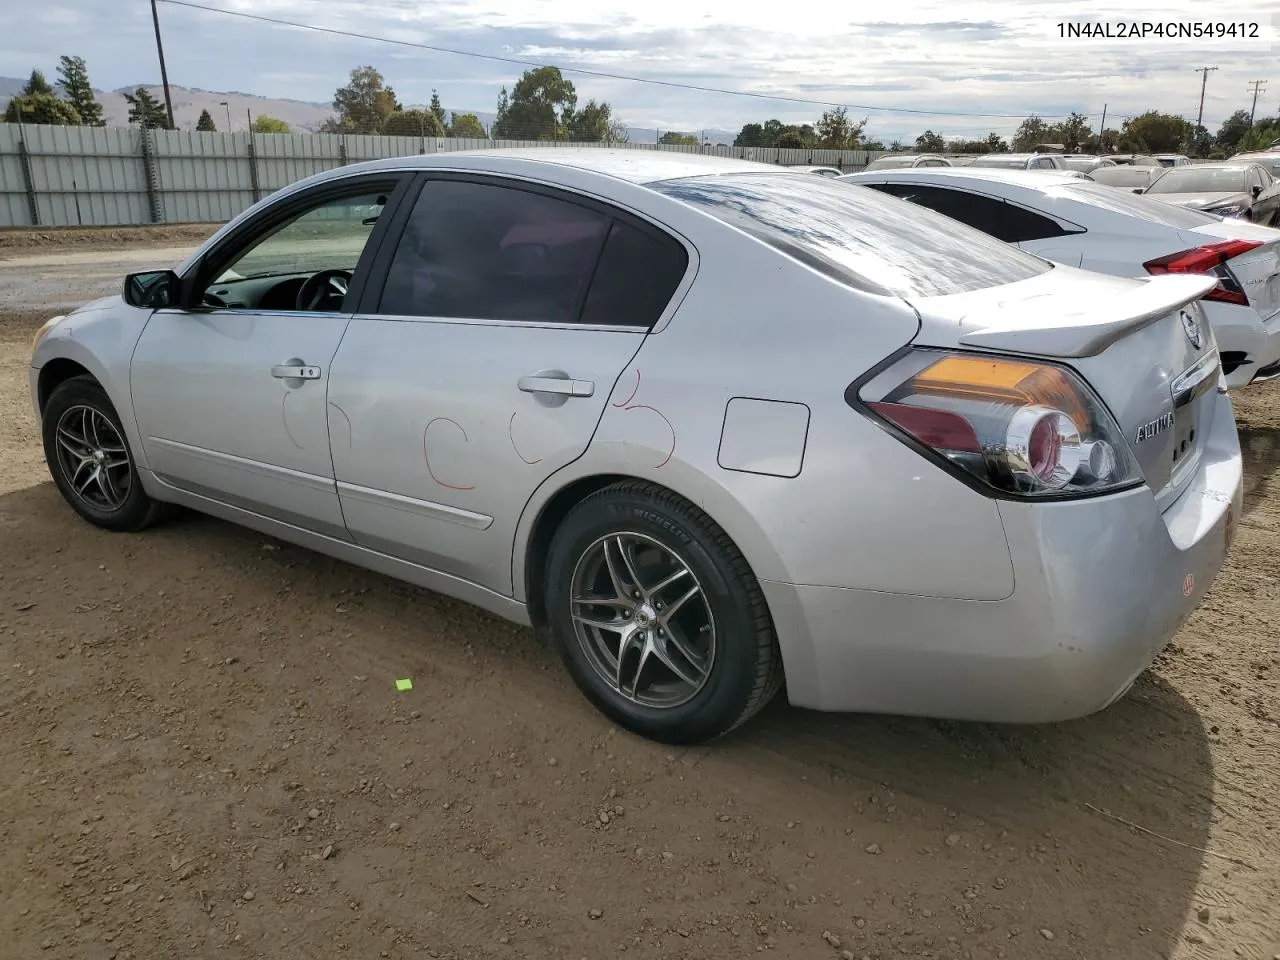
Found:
[956,275,1218,358]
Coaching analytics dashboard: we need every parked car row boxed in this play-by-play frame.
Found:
[29,149,1258,744]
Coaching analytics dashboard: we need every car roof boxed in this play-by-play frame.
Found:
[311,148,790,186]
[841,167,1082,188]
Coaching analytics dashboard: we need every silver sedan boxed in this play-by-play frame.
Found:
[30,149,1241,744]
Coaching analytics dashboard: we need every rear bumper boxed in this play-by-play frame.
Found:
[765,389,1242,722]
[1207,301,1280,388]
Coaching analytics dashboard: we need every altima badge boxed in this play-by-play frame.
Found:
[1135,411,1174,443]
[1180,309,1202,350]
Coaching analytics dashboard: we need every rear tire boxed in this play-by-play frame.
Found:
[42,376,168,532]
[543,480,783,744]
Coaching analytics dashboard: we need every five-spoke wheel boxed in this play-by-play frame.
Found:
[545,480,783,744]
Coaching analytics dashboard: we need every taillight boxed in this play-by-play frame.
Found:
[1144,239,1261,306]
[858,350,1142,499]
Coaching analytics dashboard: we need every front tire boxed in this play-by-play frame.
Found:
[42,376,167,532]
[544,481,784,744]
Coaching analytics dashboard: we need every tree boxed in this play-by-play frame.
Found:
[734,122,767,147]
[566,99,620,142]
[816,106,866,149]
[1117,111,1192,153]
[429,90,447,129]
[3,92,80,125]
[252,115,290,134]
[447,111,487,139]
[1012,115,1049,151]
[1237,122,1280,153]
[23,69,54,96]
[381,108,443,138]
[1186,123,1212,157]
[776,129,805,149]
[57,56,104,126]
[1216,110,1252,153]
[327,66,400,135]
[1048,111,1091,152]
[195,109,217,132]
[914,130,944,152]
[492,66,577,140]
[124,87,170,129]
[658,131,699,145]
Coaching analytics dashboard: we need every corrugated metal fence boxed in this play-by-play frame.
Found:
[0,123,882,229]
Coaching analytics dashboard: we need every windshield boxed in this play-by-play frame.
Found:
[864,156,916,170]
[1062,182,1222,228]
[650,173,1051,298]
[1147,167,1248,194]
[1062,157,1098,171]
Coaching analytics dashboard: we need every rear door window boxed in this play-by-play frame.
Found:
[650,173,1050,298]
[579,221,689,328]
[865,183,1073,243]
[377,179,609,323]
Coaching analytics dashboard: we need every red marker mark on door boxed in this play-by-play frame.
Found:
[423,417,477,491]
[1182,573,1195,597]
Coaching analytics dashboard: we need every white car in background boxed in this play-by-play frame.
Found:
[862,154,953,171]
[969,153,1067,171]
[1090,165,1167,192]
[1154,154,1193,168]
[839,167,1280,387]
[1229,151,1280,178]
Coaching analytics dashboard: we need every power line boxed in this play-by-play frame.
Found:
[155,0,1089,121]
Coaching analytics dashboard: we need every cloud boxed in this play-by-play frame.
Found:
[2,0,1278,141]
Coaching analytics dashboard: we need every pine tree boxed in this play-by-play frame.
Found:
[124,88,171,129]
[23,69,54,96]
[56,56,104,126]
[429,90,446,129]
[196,109,217,132]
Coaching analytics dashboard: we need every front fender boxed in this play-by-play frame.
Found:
[31,301,154,471]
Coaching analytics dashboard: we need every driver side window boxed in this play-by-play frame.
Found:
[201,190,389,312]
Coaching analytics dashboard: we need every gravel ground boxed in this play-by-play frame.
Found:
[0,237,1277,960]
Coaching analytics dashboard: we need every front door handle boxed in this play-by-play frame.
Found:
[272,363,322,380]
[517,375,594,398]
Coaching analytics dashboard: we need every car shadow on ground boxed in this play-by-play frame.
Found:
[1,481,1215,958]
[1238,424,1280,518]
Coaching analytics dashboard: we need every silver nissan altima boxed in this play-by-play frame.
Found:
[29,149,1242,744]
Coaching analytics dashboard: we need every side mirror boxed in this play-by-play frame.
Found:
[1132,187,1145,194]
[1251,184,1263,199]
[124,270,180,309]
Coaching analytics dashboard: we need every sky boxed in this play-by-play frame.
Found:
[4,0,1278,142]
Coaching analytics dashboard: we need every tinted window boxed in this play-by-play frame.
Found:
[864,157,916,170]
[651,173,1050,298]
[579,221,688,327]
[867,183,1071,243]
[1061,182,1222,227]
[379,179,609,322]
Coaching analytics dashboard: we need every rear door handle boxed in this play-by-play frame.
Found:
[517,375,594,397]
[272,364,322,380]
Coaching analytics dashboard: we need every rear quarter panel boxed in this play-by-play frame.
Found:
[513,205,1017,608]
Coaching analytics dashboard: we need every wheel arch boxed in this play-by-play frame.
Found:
[36,358,95,413]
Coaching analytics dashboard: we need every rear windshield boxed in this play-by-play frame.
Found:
[971,157,1027,169]
[1062,182,1221,227]
[650,173,1051,298]
[1147,167,1248,194]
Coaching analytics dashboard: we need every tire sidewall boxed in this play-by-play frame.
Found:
[545,491,762,743]
[42,378,152,531]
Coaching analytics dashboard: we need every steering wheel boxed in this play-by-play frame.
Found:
[295,269,352,311]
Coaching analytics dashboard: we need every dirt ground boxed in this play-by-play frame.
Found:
[0,231,1278,960]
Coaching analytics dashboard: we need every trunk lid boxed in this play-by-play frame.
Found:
[1181,220,1280,320]
[905,266,1221,511]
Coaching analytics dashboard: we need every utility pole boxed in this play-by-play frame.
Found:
[1194,66,1219,128]
[150,0,176,130]
[1098,103,1107,150]
[1248,80,1268,125]
[220,100,231,132]
[246,107,253,132]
